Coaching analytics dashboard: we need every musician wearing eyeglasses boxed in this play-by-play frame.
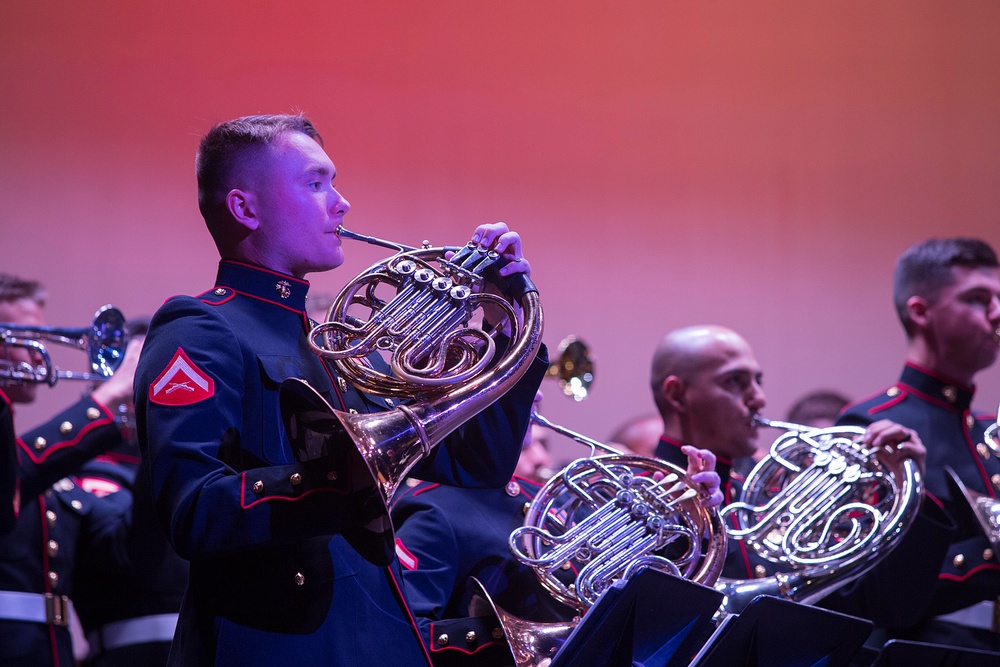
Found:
[0,273,142,667]
[134,114,547,666]
[836,237,1000,654]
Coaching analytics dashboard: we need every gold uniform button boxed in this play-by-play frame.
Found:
[522,502,530,515]
[985,548,995,561]
[886,386,900,397]
[754,564,767,578]
[214,288,227,296]
[561,561,573,571]
[86,407,101,420]
[941,386,958,403]
[492,628,504,640]
[46,510,57,526]
[48,571,59,587]
[437,634,449,647]
[59,421,73,435]
[505,481,521,497]
[326,471,338,481]
[71,500,83,511]
[385,398,394,408]
[337,377,348,393]
[294,572,305,586]
[48,540,59,557]
[348,408,358,415]
[953,554,966,568]
[978,443,991,459]
[966,414,976,428]
[290,473,302,486]
[993,474,1000,492]
[252,480,264,494]
[465,631,477,644]
[33,437,46,450]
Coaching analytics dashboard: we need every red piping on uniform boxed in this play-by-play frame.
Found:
[905,362,975,393]
[18,408,115,464]
[411,483,442,498]
[866,388,907,415]
[238,472,349,509]
[388,567,434,666]
[222,288,307,315]
[939,562,1000,582]
[198,291,235,306]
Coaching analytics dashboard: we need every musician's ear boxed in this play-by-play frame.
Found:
[227,189,260,231]
[905,295,930,332]
[662,375,687,412]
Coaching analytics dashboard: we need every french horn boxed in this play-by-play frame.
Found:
[279,225,543,565]
[474,416,725,667]
[715,417,923,615]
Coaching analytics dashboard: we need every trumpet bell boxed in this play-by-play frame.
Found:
[1,304,127,386]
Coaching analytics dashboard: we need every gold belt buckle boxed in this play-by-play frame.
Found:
[45,593,69,626]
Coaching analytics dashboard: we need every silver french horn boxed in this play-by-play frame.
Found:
[715,416,923,615]
[473,415,726,667]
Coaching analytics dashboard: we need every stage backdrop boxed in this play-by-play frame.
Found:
[2,2,999,463]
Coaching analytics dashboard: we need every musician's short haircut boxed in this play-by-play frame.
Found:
[893,237,999,338]
[0,273,46,307]
[196,113,323,227]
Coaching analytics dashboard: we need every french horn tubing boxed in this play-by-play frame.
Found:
[714,416,923,616]
[279,225,543,565]
[475,415,725,667]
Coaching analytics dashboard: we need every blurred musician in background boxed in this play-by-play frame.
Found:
[392,390,723,666]
[71,318,189,667]
[606,412,663,458]
[134,113,547,665]
[837,237,1000,652]
[0,273,141,666]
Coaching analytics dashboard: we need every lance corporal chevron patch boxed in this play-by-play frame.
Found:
[150,348,215,406]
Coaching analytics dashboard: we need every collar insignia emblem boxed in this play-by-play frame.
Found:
[276,280,292,299]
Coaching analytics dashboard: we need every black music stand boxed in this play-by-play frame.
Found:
[548,567,724,667]
[688,595,872,667]
[872,639,1000,667]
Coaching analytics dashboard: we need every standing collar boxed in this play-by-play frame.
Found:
[215,260,310,312]
[900,362,975,411]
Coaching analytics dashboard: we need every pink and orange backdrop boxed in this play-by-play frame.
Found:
[3,2,999,462]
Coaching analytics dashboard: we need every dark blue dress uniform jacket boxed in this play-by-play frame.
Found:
[134,260,546,666]
[391,475,578,666]
[0,390,129,667]
[835,363,1000,648]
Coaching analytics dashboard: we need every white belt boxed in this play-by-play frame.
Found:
[87,613,178,654]
[0,590,72,626]
[935,600,999,633]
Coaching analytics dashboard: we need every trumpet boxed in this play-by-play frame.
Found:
[1,305,127,386]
